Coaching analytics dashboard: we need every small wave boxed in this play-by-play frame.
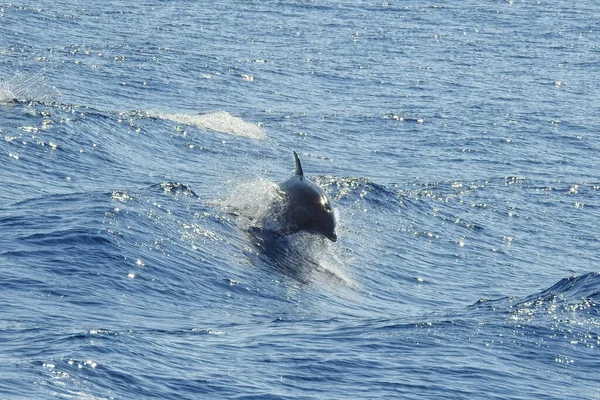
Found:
[0,71,60,104]
[316,176,403,209]
[471,273,600,326]
[153,182,199,198]
[143,110,267,140]
[514,272,600,309]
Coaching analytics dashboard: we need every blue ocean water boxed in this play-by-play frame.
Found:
[1,1,599,398]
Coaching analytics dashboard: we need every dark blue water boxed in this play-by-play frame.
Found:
[1,1,599,398]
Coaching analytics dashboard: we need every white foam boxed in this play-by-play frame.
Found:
[151,110,267,140]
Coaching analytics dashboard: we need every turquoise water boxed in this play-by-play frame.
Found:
[1,1,599,398]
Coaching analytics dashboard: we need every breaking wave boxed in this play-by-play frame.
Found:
[143,110,267,140]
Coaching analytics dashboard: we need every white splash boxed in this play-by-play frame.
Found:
[149,110,267,140]
[219,177,285,231]
[0,71,59,104]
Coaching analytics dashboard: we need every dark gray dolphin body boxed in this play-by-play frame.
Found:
[278,151,337,242]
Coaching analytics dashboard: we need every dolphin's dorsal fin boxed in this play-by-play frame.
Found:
[293,151,303,176]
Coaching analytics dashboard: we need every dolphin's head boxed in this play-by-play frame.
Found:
[284,179,337,242]
[310,192,337,242]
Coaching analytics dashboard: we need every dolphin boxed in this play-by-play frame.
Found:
[278,151,337,242]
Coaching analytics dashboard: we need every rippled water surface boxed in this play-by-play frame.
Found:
[1,1,599,399]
